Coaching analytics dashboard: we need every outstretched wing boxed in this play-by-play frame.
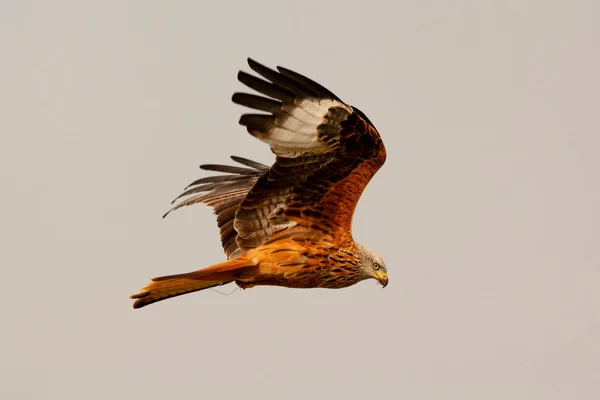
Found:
[164,156,269,259]
[231,59,386,247]
[166,59,386,259]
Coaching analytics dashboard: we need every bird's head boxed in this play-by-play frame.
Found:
[357,244,388,288]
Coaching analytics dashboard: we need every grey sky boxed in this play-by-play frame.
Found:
[2,1,599,399]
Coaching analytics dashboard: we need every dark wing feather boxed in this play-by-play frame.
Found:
[164,156,268,259]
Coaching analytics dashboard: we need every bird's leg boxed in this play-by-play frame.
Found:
[235,279,255,290]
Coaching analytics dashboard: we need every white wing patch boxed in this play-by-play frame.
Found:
[258,98,352,157]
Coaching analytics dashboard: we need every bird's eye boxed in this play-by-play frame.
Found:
[373,264,380,270]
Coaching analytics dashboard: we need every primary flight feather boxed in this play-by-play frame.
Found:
[131,58,388,309]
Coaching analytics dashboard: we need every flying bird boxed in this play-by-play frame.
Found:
[131,58,387,309]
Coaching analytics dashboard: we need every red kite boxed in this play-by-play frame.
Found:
[131,59,387,308]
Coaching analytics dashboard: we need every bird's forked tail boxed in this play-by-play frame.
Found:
[130,257,254,309]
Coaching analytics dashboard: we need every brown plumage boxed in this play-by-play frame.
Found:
[131,58,388,309]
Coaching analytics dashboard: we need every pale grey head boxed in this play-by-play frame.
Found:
[357,244,388,287]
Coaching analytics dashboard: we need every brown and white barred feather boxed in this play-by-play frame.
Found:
[233,59,352,158]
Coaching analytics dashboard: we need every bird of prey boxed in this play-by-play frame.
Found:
[131,58,388,309]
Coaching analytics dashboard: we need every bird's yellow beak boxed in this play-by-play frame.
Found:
[376,272,388,288]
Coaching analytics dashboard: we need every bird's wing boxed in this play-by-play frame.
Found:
[164,156,269,259]
[231,59,386,249]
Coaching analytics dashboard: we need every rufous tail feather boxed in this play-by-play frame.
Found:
[130,257,253,309]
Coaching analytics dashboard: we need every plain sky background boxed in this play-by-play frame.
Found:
[2,1,599,399]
